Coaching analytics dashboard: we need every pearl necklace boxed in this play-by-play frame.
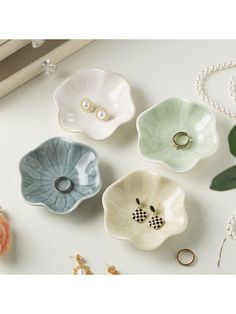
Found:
[196,61,236,119]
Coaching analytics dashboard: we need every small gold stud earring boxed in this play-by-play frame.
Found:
[80,98,95,113]
[106,264,120,275]
[95,107,110,121]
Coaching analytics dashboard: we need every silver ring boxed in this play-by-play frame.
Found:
[54,176,73,193]
[173,131,191,149]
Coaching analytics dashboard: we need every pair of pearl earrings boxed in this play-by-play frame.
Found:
[132,198,165,230]
[80,97,110,121]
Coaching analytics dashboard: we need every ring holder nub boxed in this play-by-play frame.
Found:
[172,131,192,150]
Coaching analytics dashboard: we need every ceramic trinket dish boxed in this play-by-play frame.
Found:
[137,98,219,173]
[54,68,136,140]
[102,170,187,250]
[19,137,102,214]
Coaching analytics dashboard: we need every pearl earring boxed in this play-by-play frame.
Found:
[80,98,95,113]
[69,253,93,275]
[95,107,110,121]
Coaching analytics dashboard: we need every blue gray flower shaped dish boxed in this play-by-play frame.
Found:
[137,98,219,173]
[19,137,102,214]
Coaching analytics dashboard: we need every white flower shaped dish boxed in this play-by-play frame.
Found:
[137,98,219,173]
[102,170,187,250]
[19,137,102,215]
[54,68,136,140]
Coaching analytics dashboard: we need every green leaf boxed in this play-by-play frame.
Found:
[210,165,236,191]
[228,126,236,157]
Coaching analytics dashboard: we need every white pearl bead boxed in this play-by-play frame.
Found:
[197,61,236,119]
[227,226,230,231]
[78,268,85,275]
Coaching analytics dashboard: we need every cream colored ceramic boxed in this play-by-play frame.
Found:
[102,170,187,250]
[137,98,219,173]
[54,68,136,140]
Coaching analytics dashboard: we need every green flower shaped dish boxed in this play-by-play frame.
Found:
[137,98,218,173]
[19,137,102,214]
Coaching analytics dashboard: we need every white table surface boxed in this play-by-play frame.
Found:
[1,40,236,274]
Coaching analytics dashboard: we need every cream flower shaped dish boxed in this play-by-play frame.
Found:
[137,98,219,173]
[54,68,136,140]
[102,170,187,250]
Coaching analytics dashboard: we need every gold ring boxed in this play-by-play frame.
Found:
[177,249,195,266]
[172,131,191,149]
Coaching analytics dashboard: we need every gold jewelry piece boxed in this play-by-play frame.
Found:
[70,253,93,275]
[95,107,110,121]
[177,249,195,266]
[106,264,120,275]
[172,131,191,149]
[80,97,95,113]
